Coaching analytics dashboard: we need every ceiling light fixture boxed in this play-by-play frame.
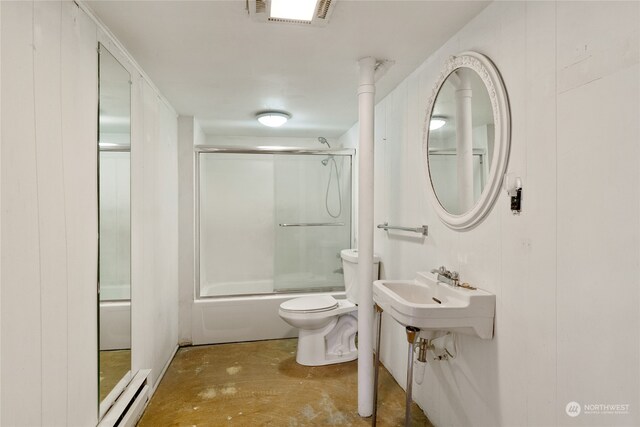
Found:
[256,111,291,128]
[270,0,319,21]
[429,117,447,130]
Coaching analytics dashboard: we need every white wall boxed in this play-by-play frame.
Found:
[340,2,639,426]
[1,2,98,425]
[98,7,180,402]
[0,1,3,420]
[129,73,179,391]
[93,0,181,401]
[1,1,180,424]
[177,116,203,345]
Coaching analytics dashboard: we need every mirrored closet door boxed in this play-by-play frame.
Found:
[98,43,132,413]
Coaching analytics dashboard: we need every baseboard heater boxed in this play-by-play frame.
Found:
[98,369,152,427]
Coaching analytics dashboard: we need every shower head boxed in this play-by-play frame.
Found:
[318,137,331,148]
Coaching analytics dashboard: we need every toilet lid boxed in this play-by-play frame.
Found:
[280,295,339,313]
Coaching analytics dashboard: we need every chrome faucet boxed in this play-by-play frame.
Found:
[430,266,460,287]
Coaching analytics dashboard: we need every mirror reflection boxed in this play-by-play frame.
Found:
[98,43,131,403]
[427,67,494,215]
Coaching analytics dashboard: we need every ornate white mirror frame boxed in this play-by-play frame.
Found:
[422,51,511,230]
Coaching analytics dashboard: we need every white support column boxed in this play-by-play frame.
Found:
[357,56,376,417]
[454,70,474,212]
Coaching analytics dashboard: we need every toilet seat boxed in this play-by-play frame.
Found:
[280,295,339,314]
[279,297,356,320]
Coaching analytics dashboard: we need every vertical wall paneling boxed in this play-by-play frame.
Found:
[0,2,43,425]
[96,19,180,398]
[2,2,179,424]
[61,2,99,424]
[130,76,179,391]
[520,3,557,425]
[556,2,640,425]
[140,79,159,386]
[1,2,99,424]
[33,2,69,424]
[0,0,3,420]
[341,2,639,426]
[130,73,146,379]
[178,116,195,345]
[155,96,179,384]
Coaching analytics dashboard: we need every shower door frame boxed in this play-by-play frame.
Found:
[194,146,356,300]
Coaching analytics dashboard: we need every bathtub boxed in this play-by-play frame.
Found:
[191,290,347,345]
[99,300,131,350]
[199,274,341,297]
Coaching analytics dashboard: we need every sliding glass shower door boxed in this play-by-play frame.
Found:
[198,149,352,298]
[273,154,351,292]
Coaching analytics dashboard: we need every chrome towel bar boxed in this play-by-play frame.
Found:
[377,222,428,236]
[279,222,345,227]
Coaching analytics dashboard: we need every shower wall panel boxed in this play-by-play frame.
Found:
[199,154,275,296]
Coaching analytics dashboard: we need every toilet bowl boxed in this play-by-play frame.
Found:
[278,249,380,366]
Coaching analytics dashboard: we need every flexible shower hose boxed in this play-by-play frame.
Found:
[325,157,342,219]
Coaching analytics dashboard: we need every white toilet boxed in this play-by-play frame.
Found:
[278,249,380,366]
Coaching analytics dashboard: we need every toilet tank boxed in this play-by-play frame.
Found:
[340,249,380,304]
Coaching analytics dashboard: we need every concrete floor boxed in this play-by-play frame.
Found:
[138,339,432,426]
[100,349,131,402]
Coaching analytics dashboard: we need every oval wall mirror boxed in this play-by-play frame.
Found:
[423,51,510,230]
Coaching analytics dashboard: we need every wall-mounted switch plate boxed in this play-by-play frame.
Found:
[510,187,522,214]
[504,174,522,215]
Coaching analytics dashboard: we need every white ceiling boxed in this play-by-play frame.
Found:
[87,0,489,138]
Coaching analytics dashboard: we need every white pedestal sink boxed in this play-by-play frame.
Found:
[372,272,495,339]
[371,272,495,427]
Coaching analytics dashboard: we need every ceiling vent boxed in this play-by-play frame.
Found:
[247,0,337,27]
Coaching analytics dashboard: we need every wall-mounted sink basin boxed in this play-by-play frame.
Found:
[373,272,495,339]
